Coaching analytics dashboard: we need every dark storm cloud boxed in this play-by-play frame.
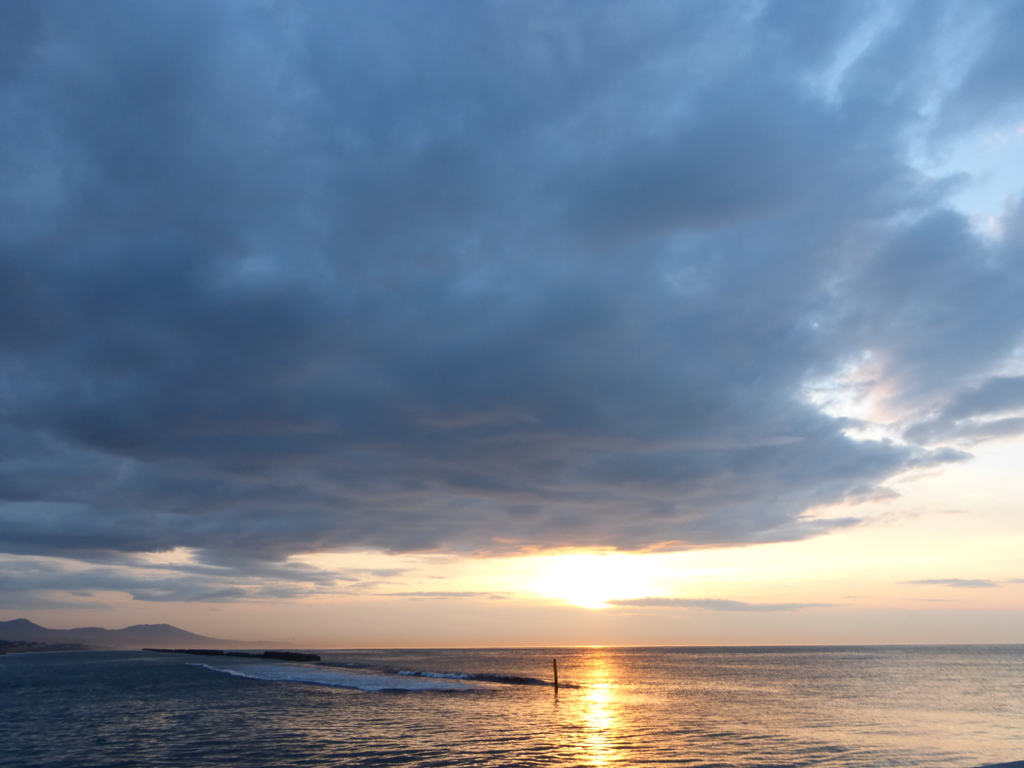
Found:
[608,598,833,612]
[1,0,1024,581]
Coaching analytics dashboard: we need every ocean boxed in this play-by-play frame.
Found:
[1,645,1021,767]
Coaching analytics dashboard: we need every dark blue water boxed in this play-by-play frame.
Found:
[2,646,1021,767]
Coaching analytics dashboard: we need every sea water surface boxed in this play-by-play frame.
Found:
[1,645,1021,767]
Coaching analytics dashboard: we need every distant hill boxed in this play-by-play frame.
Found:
[0,619,290,650]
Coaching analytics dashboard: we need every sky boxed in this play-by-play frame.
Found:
[1,0,1023,647]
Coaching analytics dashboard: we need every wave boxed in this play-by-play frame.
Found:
[396,669,577,687]
[397,670,470,679]
[189,663,483,692]
[321,662,579,688]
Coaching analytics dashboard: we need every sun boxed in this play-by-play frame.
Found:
[529,552,660,609]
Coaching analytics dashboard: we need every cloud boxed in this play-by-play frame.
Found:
[607,598,833,612]
[380,591,513,600]
[0,553,377,604]
[0,592,110,611]
[904,377,1024,444]
[0,0,1023,583]
[901,579,1000,589]
[936,0,1024,135]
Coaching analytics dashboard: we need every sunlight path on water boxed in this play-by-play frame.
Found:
[575,652,618,766]
[2,646,1022,767]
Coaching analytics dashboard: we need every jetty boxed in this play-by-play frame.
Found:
[144,648,320,662]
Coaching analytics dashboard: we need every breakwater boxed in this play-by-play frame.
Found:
[143,648,320,662]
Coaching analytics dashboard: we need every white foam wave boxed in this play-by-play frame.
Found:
[397,670,471,679]
[190,663,481,692]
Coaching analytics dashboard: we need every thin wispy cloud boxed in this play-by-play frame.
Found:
[0,554,375,604]
[902,579,1002,589]
[608,598,833,612]
[380,591,514,600]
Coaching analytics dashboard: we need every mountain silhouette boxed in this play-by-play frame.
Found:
[0,619,289,649]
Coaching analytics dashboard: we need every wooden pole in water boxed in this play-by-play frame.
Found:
[553,657,559,691]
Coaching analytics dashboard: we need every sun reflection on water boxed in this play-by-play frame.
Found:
[581,682,616,765]
[568,651,624,766]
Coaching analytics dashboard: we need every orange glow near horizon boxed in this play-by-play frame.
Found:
[528,552,662,609]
